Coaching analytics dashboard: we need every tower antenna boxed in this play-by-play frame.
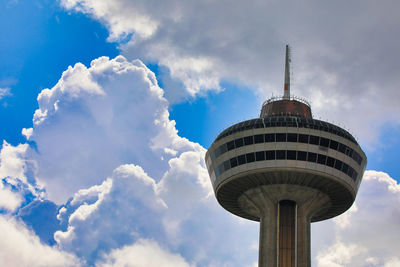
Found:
[283,44,291,99]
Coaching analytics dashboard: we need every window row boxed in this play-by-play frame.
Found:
[216,116,357,145]
[214,149,358,182]
[211,133,363,166]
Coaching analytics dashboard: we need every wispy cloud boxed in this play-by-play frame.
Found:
[0,88,11,100]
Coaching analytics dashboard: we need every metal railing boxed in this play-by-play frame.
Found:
[261,95,311,108]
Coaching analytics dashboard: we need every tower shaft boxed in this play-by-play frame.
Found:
[239,184,330,267]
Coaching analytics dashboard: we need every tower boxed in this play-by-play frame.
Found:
[205,45,367,267]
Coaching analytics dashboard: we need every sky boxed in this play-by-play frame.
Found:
[0,0,400,266]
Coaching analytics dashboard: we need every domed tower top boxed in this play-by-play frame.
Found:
[260,45,312,119]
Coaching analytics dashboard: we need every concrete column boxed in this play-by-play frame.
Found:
[296,207,311,267]
[259,208,277,267]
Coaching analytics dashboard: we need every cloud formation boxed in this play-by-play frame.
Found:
[0,216,81,267]
[60,0,400,145]
[1,53,399,266]
[313,170,400,266]
[29,55,202,202]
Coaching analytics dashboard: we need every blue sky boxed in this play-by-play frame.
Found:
[1,0,400,266]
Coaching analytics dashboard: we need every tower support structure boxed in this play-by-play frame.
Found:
[205,46,367,266]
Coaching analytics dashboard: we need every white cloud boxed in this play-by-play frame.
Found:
[0,87,11,100]
[0,141,40,211]
[54,163,168,264]
[0,185,22,212]
[97,239,191,267]
[28,55,200,203]
[60,0,400,145]
[0,141,29,183]
[22,128,33,140]
[0,215,81,267]
[7,52,399,266]
[313,170,400,266]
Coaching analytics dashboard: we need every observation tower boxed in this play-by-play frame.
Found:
[205,45,367,267]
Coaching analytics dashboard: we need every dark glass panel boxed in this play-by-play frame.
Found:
[256,151,265,161]
[287,150,296,160]
[210,151,216,161]
[227,140,235,151]
[338,143,346,153]
[309,135,320,145]
[246,153,255,163]
[298,134,309,143]
[330,140,339,150]
[218,164,224,175]
[297,151,307,161]
[237,155,246,165]
[342,163,349,174]
[219,144,227,154]
[317,154,327,165]
[276,133,286,142]
[326,157,335,167]
[235,138,244,148]
[307,152,317,162]
[287,133,298,142]
[223,160,230,171]
[347,167,354,177]
[265,133,275,142]
[276,150,286,160]
[266,150,276,160]
[352,171,358,181]
[244,136,254,145]
[334,160,343,171]
[254,134,264,144]
[320,137,329,147]
[214,167,220,178]
[230,157,238,168]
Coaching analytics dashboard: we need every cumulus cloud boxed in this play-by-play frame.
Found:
[60,0,400,144]
[4,53,399,266]
[28,55,201,202]
[0,141,40,211]
[97,239,191,267]
[0,215,81,267]
[313,170,400,266]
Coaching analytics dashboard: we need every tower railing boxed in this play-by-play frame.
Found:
[261,95,311,109]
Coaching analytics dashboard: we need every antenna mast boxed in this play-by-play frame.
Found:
[283,44,291,99]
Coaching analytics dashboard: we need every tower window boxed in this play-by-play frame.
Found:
[244,136,254,145]
[246,153,255,163]
[265,133,275,142]
[287,133,298,142]
[320,138,329,147]
[256,151,265,161]
[317,154,327,165]
[326,157,335,167]
[227,140,235,151]
[297,151,307,161]
[254,134,264,143]
[307,152,317,162]
[266,150,276,160]
[287,150,296,160]
[334,160,343,171]
[329,140,338,150]
[276,133,286,142]
[309,135,319,145]
[230,157,238,168]
[237,155,246,165]
[276,150,286,160]
[298,134,309,143]
[235,138,244,148]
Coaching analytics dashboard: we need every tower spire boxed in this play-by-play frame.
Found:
[283,44,291,99]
